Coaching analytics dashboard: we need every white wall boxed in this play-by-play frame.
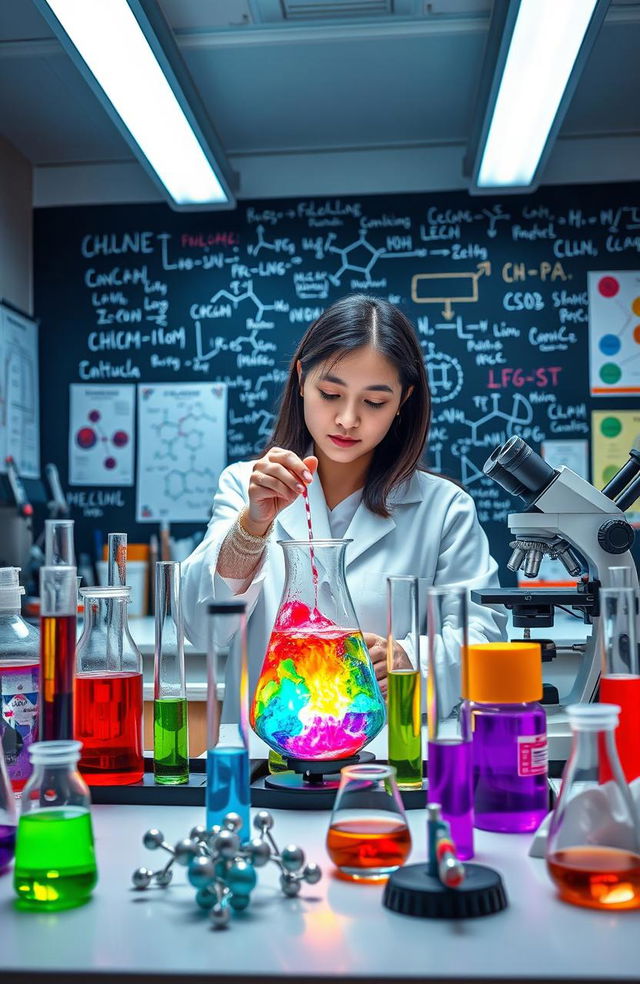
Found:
[0,137,33,315]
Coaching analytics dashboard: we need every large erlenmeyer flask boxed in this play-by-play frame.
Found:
[250,539,385,761]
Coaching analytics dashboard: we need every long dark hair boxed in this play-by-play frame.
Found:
[266,294,431,517]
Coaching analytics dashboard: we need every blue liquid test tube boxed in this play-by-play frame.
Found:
[206,601,251,836]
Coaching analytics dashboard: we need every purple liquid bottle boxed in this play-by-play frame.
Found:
[466,643,548,834]
[0,735,17,873]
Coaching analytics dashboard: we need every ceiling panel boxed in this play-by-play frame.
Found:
[559,21,640,135]
[183,30,487,152]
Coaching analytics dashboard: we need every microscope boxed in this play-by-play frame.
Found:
[472,436,640,714]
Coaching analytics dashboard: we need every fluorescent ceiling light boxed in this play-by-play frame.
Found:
[39,0,234,208]
[474,0,604,190]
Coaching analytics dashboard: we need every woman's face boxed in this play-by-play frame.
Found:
[299,345,405,468]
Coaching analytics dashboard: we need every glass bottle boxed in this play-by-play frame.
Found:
[251,539,385,761]
[14,740,97,909]
[546,703,640,910]
[206,601,250,835]
[0,742,17,873]
[0,567,40,791]
[40,565,77,742]
[153,561,189,785]
[465,642,548,833]
[326,763,411,881]
[426,585,474,860]
[387,576,422,790]
[598,586,640,783]
[75,586,144,785]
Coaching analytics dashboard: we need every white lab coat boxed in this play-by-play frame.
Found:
[182,460,508,721]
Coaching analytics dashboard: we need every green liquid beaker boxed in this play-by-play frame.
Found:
[14,807,97,910]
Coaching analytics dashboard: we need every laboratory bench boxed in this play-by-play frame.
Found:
[1,797,638,984]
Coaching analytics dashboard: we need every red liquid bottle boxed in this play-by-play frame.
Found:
[598,587,640,783]
[39,567,77,743]
[75,586,143,785]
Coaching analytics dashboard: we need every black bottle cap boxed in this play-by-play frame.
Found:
[383,862,508,919]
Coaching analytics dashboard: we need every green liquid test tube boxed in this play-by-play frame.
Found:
[154,696,189,784]
[388,669,422,789]
[153,562,189,785]
[387,576,423,791]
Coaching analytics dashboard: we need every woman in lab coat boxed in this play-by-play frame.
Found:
[182,294,506,718]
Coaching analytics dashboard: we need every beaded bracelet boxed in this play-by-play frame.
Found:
[231,510,273,555]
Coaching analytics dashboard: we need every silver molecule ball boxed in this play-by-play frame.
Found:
[174,838,199,866]
[210,901,231,929]
[303,863,322,885]
[246,837,271,867]
[280,872,301,897]
[132,867,154,890]
[253,810,274,832]
[143,829,165,850]
[281,845,305,872]
[189,825,209,843]
[155,868,173,888]
[223,812,243,833]
[212,829,241,859]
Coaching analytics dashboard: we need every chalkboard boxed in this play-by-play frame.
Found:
[34,182,640,579]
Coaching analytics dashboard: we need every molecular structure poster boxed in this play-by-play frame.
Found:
[68,384,135,486]
[588,270,640,396]
[136,382,227,522]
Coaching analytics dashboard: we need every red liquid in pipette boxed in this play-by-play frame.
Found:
[302,486,319,604]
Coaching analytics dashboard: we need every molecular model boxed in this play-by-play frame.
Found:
[132,809,322,928]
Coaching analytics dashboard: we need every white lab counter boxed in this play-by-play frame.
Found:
[0,799,638,984]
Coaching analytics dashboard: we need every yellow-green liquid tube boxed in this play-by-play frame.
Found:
[154,697,189,785]
[388,669,422,789]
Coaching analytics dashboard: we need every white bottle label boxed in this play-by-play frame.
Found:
[517,733,548,777]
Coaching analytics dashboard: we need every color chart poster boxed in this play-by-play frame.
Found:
[588,270,640,396]
[592,409,640,526]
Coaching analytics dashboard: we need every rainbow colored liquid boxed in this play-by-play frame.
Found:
[251,602,385,761]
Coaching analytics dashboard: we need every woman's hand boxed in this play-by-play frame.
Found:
[245,447,318,534]
[362,633,412,697]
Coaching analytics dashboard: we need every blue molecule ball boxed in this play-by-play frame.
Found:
[229,894,250,911]
[188,856,216,889]
[225,859,257,896]
[196,886,217,910]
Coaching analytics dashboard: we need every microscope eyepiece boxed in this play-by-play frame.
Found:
[483,437,557,502]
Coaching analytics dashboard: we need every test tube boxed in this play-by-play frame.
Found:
[599,585,640,783]
[386,576,422,790]
[426,585,474,860]
[39,566,77,741]
[206,601,250,835]
[153,562,189,785]
[45,520,75,567]
[107,532,127,587]
[608,566,633,588]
